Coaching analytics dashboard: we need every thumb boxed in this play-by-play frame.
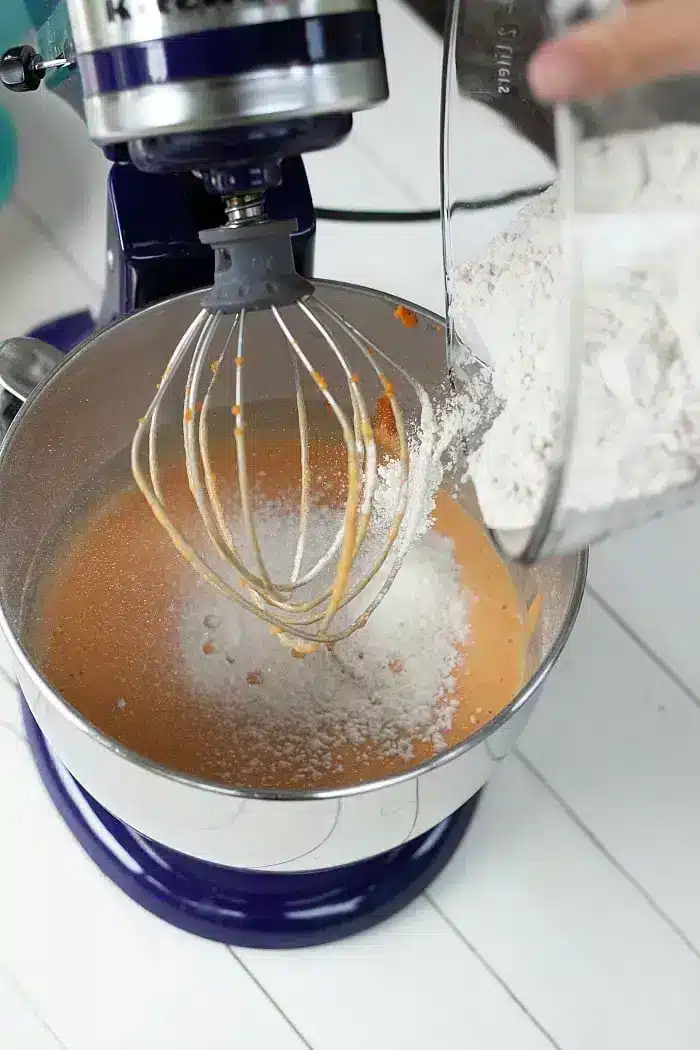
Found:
[527,0,700,102]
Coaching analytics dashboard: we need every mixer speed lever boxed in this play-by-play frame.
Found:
[0,45,74,93]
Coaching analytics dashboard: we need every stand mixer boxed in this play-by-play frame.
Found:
[0,0,587,948]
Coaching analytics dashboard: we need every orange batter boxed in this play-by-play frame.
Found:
[26,432,527,791]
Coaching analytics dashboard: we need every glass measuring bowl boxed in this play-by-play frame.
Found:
[442,0,700,561]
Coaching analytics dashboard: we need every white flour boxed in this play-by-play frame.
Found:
[450,123,700,531]
[179,494,471,784]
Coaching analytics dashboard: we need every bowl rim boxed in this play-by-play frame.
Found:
[0,280,588,802]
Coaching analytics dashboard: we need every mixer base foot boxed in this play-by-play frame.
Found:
[29,310,94,353]
[22,701,481,949]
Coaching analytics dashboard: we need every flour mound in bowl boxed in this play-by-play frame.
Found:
[181,503,471,785]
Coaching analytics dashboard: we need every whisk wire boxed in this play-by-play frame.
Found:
[186,313,272,594]
[290,347,310,586]
[270,304,364,629]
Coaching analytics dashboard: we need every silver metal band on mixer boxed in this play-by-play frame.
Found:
[65,0,389,143]
[82,60,389,143]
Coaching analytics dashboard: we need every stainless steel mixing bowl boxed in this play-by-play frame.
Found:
[0,282,586,872]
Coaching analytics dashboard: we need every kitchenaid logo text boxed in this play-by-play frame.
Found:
[494,23,518,94]
[105,0,130,16]
[106,0,260,19]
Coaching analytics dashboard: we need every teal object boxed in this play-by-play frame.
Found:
[0,1,73,85]
[0,7,33,45]
[0,1,73,207]
[0,108,17,207]
[0,5,30,209]
[0,0,65,42]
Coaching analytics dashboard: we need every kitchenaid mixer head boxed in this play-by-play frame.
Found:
[0,0,390,328]
[1,0,389,214]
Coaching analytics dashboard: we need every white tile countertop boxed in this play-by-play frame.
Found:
[2,2,700,1047]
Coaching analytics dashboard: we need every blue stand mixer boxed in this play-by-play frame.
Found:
[0,0,489,948]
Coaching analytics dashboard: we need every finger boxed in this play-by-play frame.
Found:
[527,0,700,102]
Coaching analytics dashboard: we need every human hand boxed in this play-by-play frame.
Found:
[527,0,700,102]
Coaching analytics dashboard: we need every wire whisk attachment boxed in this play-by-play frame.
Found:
[131,294,437,656]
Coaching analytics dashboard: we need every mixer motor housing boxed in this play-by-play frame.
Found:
[0,0,389,327]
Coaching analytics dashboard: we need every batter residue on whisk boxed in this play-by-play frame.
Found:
[26,433,525,791]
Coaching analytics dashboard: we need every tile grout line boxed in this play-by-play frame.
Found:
[13,193,103,296]
[424,892,563,1049]
[0,664,18,692]
[0,717,27,748]
[0,668,25,747]
[515,748,700,962]
[587,584,700,712]
[1,965,71,1050]
[226,947,315,1050]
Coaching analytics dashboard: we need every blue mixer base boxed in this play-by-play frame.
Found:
[22,701,480,948]
[29,310,95,353]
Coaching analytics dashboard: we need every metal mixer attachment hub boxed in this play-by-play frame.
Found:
[199,196,313,315]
